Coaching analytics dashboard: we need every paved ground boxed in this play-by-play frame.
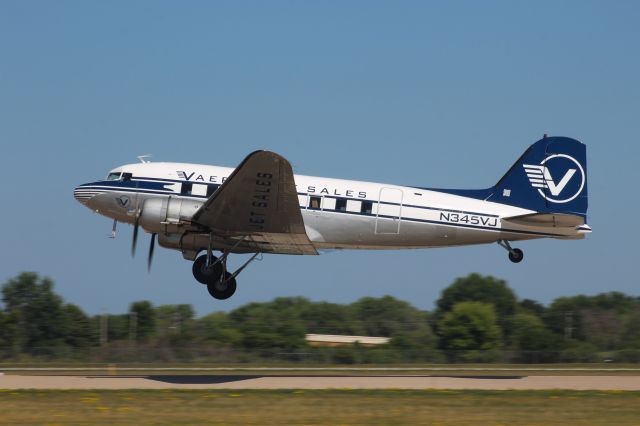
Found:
[2,374,640,390]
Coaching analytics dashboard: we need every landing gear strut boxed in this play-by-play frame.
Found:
[191,235,261,300]
[498,240,524,263]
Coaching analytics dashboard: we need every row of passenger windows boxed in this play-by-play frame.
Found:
[179,184,374,216]
[103,177,372,215]
[307,196,373,215]
[179,184,374,215]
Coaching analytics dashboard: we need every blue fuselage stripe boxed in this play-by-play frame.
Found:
[79,180,563,238]
[80,178,499,218]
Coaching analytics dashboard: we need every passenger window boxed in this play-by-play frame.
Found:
[191,184,208,197]
[121,173,132,182]
[181,183,193,195]
[321,197,335,210]
[309,196,321,209]
[335,198,347,212]
[347,200,361,212]
[361,201,373,214]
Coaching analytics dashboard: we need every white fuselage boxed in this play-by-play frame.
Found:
[74,161,584,257]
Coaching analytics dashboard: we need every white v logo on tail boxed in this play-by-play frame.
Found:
[545,168,576,195]
[523,164,576,195]
[522,164,577,197]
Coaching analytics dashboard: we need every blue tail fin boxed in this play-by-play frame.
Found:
[492,136,588,218]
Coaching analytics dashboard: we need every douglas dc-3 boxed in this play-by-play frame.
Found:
[75,136,590,300]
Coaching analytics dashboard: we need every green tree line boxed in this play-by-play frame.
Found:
[1,272,639,363]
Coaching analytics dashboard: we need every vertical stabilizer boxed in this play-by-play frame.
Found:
[491,137,588,219]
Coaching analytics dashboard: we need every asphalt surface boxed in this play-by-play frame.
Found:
[2,374,640,390]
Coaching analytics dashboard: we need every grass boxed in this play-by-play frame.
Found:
[0,389,639,425]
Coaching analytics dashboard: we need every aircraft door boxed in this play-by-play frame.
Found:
[375,188,403,234]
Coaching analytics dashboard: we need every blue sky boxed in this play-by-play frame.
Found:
[1,1,638,316]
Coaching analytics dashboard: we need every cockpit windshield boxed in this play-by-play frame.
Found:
[107,172,122,181]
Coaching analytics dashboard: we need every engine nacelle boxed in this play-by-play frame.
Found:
[157,232,208,260]
[139,197,203,234]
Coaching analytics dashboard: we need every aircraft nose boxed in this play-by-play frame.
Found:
[73,184,97,205]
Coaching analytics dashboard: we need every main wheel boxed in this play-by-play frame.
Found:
[206,272,237,300]
[192,254,223,285]
[508,248,524,263]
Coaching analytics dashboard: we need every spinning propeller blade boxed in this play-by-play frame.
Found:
[148,233,156,272]
[131,201,143,258]
[131,219,139,257]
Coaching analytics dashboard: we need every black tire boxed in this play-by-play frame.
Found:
[508,248,524,263]
[192,254,223,285]
[207,272,237,300]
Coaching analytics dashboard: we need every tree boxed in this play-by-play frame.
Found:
[154,304,196,348]
[0,310,15,358]
[62,304,94,349]
[129,301,156,341]
[510,312,559,362]
[349,296,437,351]
[438,302,502,360]
[197,311,243,346]
[229,297,309,355]
[1,272,69,354]
[98,314,129,342]
[435,274,517,334]
[622,310,640,349]
[300,302,356,336]
[544,292,639,350]
[519,299,546,316]
[559,340,598,363]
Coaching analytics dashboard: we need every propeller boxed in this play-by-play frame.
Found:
[148,233,156,272]
[129,199,155,271]
[131,217,139,257]
[131,199,143,257]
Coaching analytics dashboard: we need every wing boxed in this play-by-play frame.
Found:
[192,151,318,255]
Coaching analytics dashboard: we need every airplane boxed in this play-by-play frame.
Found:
[74,136,590,300]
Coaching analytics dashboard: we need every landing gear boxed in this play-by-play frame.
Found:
[192,253,236,299]
[207,272,237,300]
[508,248,524,263]
[192,254,223,284]
[191,234,262,300]
[498,240,524,263]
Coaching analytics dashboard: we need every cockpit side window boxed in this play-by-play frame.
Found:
[121,173,133,182]
[107,172,122,181]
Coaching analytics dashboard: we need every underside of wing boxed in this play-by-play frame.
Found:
[192,151,317,255]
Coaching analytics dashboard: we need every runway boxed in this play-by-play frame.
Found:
[2,374,640,390]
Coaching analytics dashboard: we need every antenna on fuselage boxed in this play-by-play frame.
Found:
[137,155,152,163]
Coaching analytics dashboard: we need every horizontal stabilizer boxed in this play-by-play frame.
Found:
[502,213,585,228]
